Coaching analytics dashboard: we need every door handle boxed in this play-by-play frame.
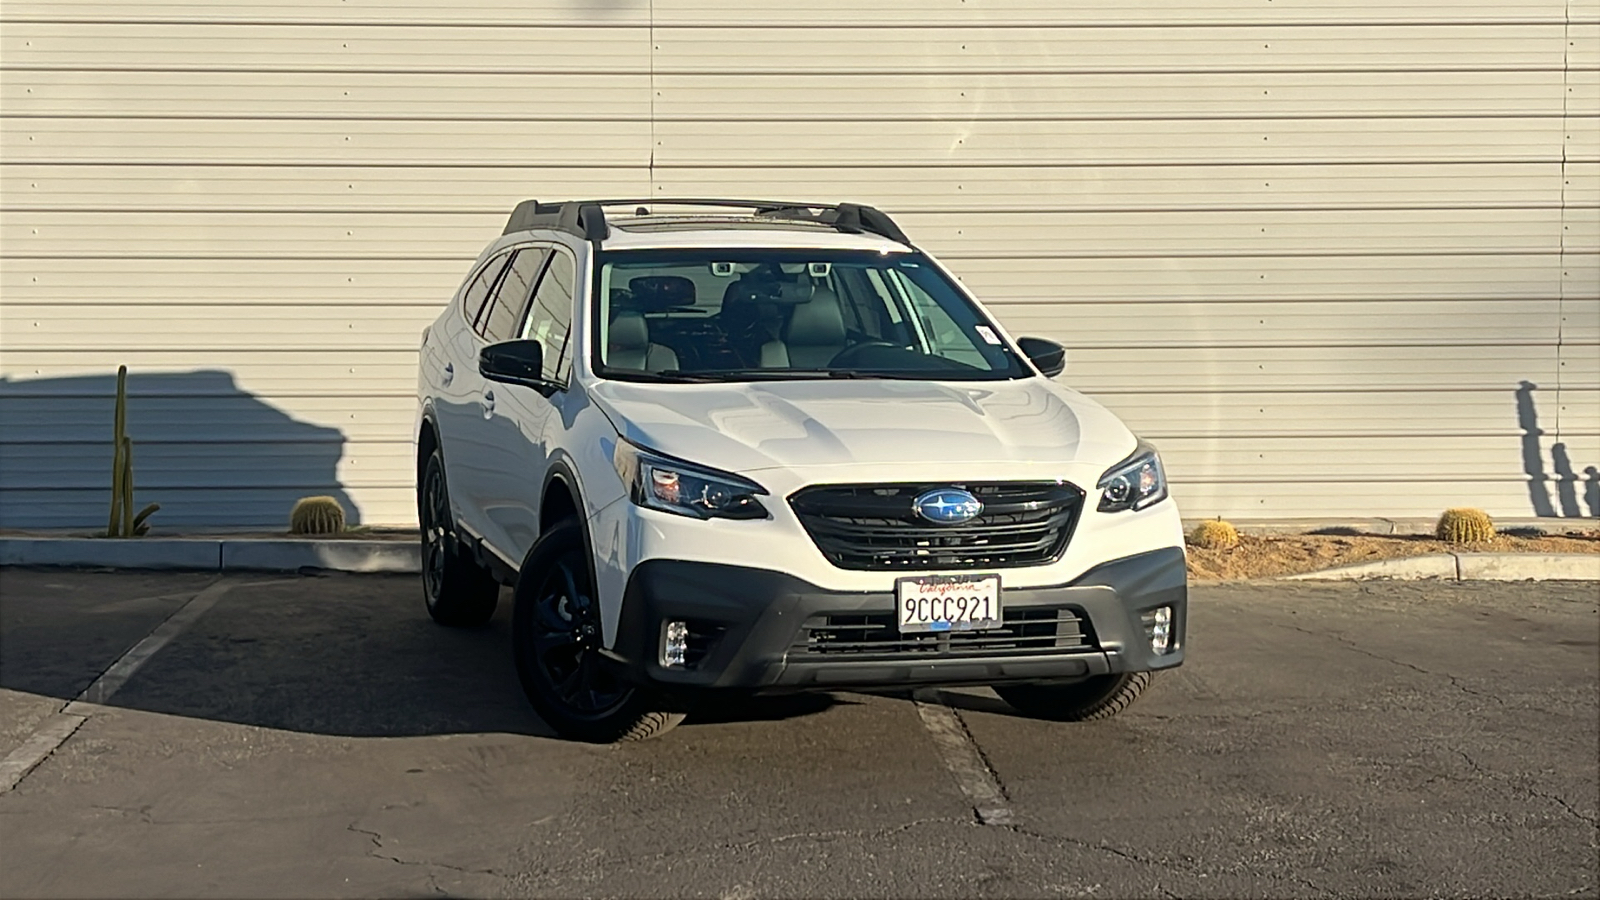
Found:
[441,362,454,387]
[481,390,495,419]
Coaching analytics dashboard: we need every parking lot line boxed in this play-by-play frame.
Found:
[0,577,286,794]
[0,713,86,793]
[66,579,233,710]
[913,689,1013,826]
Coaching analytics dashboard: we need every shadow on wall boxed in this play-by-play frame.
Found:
[0,370,358,530]
[1517,380,1600,519]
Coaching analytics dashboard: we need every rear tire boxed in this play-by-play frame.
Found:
[419,449,500,627]
[994,672,1156,722]
[512,519,684,743]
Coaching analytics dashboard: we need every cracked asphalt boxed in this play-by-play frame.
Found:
[0,568,1595,898]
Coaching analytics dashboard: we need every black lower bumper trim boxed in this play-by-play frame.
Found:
[607,546,1186,692]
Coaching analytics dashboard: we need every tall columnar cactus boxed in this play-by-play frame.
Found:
[106,366,160,537]
[1436,507,1495,544]
[290,496,347,535]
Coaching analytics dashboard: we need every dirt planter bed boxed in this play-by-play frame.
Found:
[1185,531,1600,581]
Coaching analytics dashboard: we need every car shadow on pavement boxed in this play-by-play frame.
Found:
[683,692,850,727]
[925,688,1027,719]
[1,571,844,742]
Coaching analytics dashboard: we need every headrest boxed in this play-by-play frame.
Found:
[784,287,846,346]
[627,276,695,310]
[609,311,650,352]
[776,279,814,305]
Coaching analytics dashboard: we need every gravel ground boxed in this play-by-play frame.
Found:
[1186,529,1600,580]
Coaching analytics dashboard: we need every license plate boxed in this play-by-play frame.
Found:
[896,574,1002,633]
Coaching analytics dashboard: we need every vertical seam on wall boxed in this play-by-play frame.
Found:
[1555,0,1571,443]
[648,0,656,195]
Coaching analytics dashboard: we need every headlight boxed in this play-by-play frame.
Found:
[612,440,769,520]
[1097,440,1168,512]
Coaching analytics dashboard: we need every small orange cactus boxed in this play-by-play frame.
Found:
[1188,519,1240,550]
[1436,508,1495,543]
[290,496,346,535]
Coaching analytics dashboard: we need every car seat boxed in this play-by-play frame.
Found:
[608,311,679,372]
[760,286,848,369]
[718,276,790,367]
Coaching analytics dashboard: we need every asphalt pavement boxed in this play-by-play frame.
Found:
[0,567,1595,898]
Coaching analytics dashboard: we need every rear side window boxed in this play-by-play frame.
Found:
[479,247,548,343]
[521,248,576,382]
[460,250,513,328]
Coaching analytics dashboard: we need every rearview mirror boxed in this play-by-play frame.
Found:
[1017,337,1067,378]
[479,339,548,389]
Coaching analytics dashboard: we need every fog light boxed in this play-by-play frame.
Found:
[1142,606,1173,654]
[663,620,689,668]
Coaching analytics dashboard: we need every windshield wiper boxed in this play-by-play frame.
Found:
[600,369,723,383]
[658,368,840,381]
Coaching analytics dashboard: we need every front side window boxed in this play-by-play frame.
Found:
[521,248,576,383]
[592,250,1027,382]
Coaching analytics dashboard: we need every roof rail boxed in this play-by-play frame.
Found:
[502,198,912,245]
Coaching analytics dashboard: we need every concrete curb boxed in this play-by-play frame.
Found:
[0,537,420,574]
[1285,552,1600,582]
[3,537,1594,582]
[0,538,225,571]
[221,540,421,573]
[1284,555,1457,581]
[1454,553,1600,581]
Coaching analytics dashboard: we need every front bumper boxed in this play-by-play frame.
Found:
[604,546,1186,692]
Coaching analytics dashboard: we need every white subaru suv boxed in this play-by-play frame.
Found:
[415,199,1186,742]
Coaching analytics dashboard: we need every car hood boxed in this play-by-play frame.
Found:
[587,377,1137,480]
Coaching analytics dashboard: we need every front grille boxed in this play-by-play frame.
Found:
[795,606,1095,659]
[789,482,1084,571]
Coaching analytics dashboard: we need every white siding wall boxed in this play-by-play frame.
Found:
[2,0,1597,528]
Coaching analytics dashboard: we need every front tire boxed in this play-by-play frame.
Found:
[512,519,684,743]
[994,672,1156,722]
[419,449,500,627]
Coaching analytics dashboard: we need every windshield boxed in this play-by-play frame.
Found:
[592,250,1029,382]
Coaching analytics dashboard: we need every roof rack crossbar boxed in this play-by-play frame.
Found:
[504,199,608,240]
[502,198,911,245]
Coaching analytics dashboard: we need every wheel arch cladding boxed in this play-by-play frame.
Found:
[541,471,580,532]
[416,413,440,484]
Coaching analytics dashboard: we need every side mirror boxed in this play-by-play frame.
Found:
[479,339,548,388]
[1017,337,1067,378]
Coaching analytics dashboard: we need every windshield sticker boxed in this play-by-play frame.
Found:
[975,325,1003,345]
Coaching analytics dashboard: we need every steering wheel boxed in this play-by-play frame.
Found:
[828,340,902,368]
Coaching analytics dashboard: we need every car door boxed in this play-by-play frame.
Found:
[452,245,556,561]
[434,248,515,541]
[478,244,580,565]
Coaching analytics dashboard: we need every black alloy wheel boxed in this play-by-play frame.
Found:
[513,519,684,742]
[418,448,500,627]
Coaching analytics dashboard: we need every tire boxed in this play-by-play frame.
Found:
[994,672,1156,722]
[512,518,685,743]
[419,449,500,627]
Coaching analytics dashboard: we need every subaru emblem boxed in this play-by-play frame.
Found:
[913,488,984,525]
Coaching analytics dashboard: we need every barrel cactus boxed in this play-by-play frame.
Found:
[1436,507,1495,543]
[1188,518,1240,550]
[290,496,346,535]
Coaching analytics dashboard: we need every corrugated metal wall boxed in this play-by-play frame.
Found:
[2,0,1597,528]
